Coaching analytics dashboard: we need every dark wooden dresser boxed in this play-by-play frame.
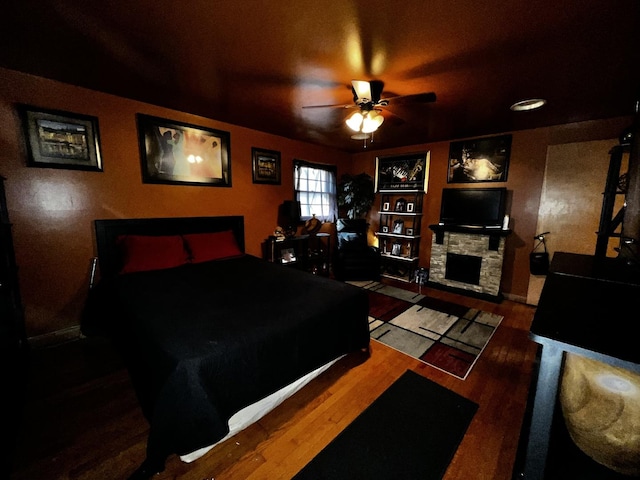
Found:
[0,175,29,477]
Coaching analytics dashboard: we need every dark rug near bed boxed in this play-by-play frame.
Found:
[349,280,503,379]
[293,370,478,480]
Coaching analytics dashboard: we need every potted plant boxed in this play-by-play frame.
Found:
[337,173,375,219]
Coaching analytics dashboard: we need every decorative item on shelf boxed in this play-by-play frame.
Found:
[391,242,402,256]
[280,247,296,264]
[406,202,415,213]
[304,214,322,235]
[405,228,414,236]
[393,219,404,234]
[381,225,389,233]
[394,198,407,212]
[273,227,286,241]
[382,202,390,211]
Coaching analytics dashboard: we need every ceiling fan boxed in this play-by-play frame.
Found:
[302,80,436,141]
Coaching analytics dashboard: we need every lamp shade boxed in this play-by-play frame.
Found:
[346,110,383,134]
[278,200,301,225]
[346,112,364,131]
[362,110,384,133]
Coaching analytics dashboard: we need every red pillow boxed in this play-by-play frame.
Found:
[117,234,189,274]
[183,230,243,263]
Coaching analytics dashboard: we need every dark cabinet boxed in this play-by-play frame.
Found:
[0,175,28,477]
[263,233,331,275]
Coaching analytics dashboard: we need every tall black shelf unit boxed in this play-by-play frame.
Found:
[595,144,630,257]
[376,190,424,282]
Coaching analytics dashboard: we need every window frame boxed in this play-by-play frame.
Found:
[293,160,338,222]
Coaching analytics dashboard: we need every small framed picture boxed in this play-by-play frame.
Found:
[406,202,415,213]
[382,202,390,211]
[381,225,389,233]
[280,247,297,264]
[405,228,414,236]
[19,104,103,171]
[393,219,404,234]
[394,198,406,212]
[391,243,402,256]
[252,147,281,184]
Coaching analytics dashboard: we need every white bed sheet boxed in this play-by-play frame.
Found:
[180,356,341,463]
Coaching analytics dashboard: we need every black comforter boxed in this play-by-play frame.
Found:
[82,254,369,471]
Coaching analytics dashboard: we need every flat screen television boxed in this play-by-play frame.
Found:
[439,187,507,228]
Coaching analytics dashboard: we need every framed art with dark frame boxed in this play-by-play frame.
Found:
[251,147,281,184]
[375,151,430,192]
[136,113,231,187]
[447,134,512,183]
[19,104,103,171]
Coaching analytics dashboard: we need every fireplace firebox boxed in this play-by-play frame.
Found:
[445,253,482,285]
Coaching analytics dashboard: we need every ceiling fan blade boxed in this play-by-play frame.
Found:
[382,91,437,105]
[302,103,355,109]
[351,80,372,102]
[379,108,405,126]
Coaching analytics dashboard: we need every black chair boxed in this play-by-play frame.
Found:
[333,218,381,281]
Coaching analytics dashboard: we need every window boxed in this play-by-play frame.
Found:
[294,160,337,222]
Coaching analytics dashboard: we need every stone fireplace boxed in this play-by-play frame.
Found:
[427,225,511,301]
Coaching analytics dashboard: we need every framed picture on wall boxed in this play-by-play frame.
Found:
[447,134,511,183]
[375,151,430,192]
[18,104,103,171]
[252,147,281,184]
[136,113,231,187]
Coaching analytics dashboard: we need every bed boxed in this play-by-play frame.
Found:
[80,216,370,478]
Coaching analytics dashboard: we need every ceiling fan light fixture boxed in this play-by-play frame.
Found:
[361,110,384,133]
[510,98,547,111]
[346,111,364,131]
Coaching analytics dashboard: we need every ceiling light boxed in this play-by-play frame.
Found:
[346,111,365,131]
[510,98,547,111]
[346,110,384,134]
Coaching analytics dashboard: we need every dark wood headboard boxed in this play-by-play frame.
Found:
[94,216,245,279]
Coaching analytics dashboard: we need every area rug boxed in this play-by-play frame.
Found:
[349,280,503,380]
[293,369,478,480]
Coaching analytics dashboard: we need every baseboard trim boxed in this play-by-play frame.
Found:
[28,325,83,349]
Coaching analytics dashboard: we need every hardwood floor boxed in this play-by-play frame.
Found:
[9,282,538,480]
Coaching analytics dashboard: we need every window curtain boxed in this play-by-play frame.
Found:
[294,160,338,223]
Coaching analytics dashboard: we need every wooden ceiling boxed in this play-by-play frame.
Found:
[2,0,639,153]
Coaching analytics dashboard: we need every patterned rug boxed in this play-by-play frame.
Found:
[348,280,503,380]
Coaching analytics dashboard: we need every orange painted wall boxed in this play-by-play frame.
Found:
[0,68,351,337]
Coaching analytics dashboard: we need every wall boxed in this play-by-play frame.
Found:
[526,137,623,304]
[350,118,631,302]
[0,68,351,339]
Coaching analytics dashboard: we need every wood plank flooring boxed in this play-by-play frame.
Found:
[9,282,538,480]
